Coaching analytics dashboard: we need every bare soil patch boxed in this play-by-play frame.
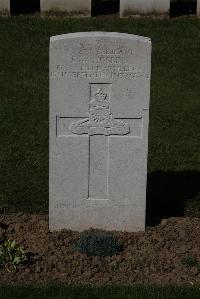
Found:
[0,214,200,286]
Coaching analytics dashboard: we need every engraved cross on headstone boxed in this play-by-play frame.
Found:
[69,83,131,200]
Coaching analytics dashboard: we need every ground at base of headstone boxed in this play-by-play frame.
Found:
[0,213,200,286]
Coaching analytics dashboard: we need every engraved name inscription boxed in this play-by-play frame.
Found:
[51,44,150,80]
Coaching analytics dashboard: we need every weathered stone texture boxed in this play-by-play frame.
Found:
[120,0,170,17]
[49,32,151,232]
[0,0,10,14]
[40,0,91,15]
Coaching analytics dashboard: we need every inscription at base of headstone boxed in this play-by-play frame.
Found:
[40,0,91,16]
[49,32,151,232]
[0,0,10,14]
[197,0,200,16]
[120,0,170,17]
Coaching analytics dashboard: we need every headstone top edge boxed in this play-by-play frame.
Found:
[50,32,151,44]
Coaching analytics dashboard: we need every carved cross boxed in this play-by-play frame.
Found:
[69,84,131,200]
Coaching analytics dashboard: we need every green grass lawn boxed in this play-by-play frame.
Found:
[0,284,200,299]
[0,16,199,215]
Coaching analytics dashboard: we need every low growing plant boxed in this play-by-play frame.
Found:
[181,256,198,268]
[75,229,123,257]
[0,239,27,271]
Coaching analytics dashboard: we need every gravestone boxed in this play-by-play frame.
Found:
[0,0,10,14]
[49,32,151,232]
[40,0,91,16]
[120,0,170,17]
[197,0,200,16]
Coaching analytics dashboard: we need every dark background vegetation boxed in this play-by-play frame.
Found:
[92,0,119,16]
[170,0,197,17]
[10,0,40,15]
[0,17,199,222]
[9,0,198,16]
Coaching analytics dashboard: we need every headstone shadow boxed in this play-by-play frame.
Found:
[146,170,200,226]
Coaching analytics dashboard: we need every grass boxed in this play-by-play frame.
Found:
[0,284,200,299]
[0,16,199,215]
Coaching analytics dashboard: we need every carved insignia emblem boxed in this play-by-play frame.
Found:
[69,88,130,136]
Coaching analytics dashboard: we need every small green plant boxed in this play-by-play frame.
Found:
[181,256,198,268]
[0,240,27,271]
[75,230,123,257]
[110,260,120,271]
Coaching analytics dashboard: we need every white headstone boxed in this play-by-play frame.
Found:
[0,0,10,14]
[120,0,170,17]
[49,32,151,232]
[41,0,91,16]
[197,0,200,16]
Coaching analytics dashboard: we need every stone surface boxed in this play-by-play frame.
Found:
[40,0,91,15]
[197,0,200,16]
[49,32,151,232]
[0,0,10,14]
[120,0,170,17]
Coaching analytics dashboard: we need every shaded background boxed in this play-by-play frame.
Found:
[9,0,198,16]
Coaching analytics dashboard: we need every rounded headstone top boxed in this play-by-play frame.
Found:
[50,32,151,45]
